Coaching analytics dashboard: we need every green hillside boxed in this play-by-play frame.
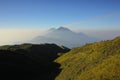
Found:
[0,43,69,80]
[55,36,120,80]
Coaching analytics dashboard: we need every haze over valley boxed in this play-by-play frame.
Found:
[0,27,120,47]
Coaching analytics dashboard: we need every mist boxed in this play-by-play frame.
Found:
[80,30,120,40]
[0,29,45,45]
[0,28,119,46]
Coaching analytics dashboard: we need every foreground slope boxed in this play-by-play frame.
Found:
[0,43,69,80]
[55,36,120,80]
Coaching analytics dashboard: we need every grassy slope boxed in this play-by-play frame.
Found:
[55,36,120,80]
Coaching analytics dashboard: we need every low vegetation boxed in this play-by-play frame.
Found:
[55,36,120,80]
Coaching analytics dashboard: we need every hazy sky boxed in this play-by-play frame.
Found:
[0,0,120,45]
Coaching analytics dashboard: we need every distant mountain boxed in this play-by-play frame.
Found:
[0,43,70,80]
[31,27,99,48]
[55,36,120,80]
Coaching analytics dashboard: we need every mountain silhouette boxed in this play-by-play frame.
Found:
[57,26,72,31]
[31,27,99,48]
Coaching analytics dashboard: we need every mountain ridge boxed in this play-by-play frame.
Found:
[0,43,70,80]
[55,36,120,80]
[0,36,119,80]
[31,27,99,48]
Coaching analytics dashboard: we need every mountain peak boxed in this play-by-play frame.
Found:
[57,26,71,31]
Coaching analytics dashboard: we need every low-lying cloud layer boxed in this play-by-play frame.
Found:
[0,29,119,45]
[0,29,45,45]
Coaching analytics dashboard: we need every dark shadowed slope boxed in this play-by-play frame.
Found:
[55,36,120,80]
[0,43,70,80]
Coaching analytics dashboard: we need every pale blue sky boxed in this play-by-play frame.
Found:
[0,0,120,30]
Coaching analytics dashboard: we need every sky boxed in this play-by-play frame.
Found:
[0,0,120,45]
